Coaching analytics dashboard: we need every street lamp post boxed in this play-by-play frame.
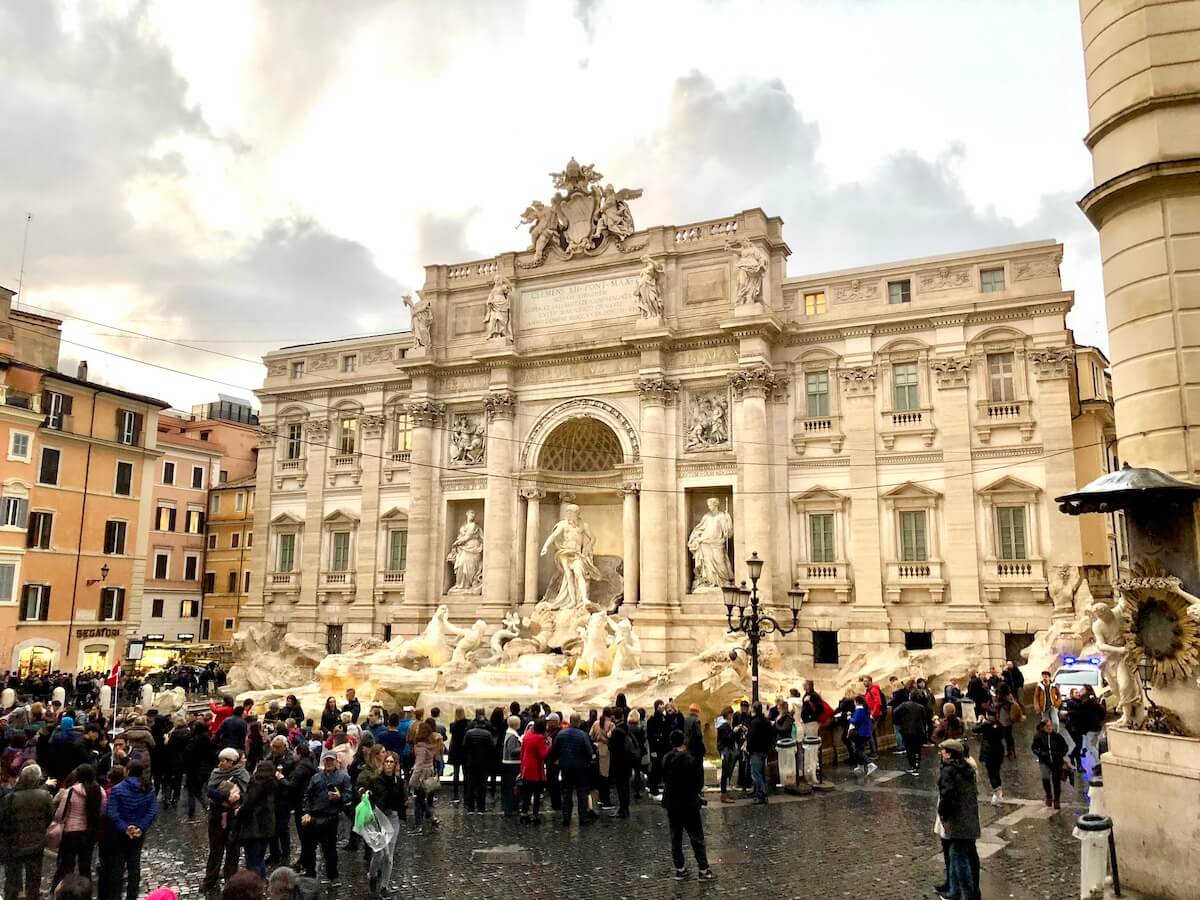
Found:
[722,552,804,705]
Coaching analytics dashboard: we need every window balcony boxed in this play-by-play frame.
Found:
[266,571,300,592]
[793,560,852,603]
[327,452,362,486]
[320,570,355,588]
[791,414,844,455]
[274,458,307,490]
[375,569,407,603]
[383,449,412,483]
[974,399,1034,443]
[884,559,946,604]
[981,557,1047,603]
[879,407,936,450]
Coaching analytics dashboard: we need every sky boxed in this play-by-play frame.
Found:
[0,0,1102,411]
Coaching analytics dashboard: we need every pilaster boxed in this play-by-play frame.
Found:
[404,400,445,620]
[299,418,330,615]
[636,377,678,608]
[1030,348,1084,568]
[729,365,784,606]
[357,414,386,632]
[838,366,885,610]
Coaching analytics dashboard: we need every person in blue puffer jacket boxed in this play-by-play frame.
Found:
[847,696,878,777]
[100,763,158,900]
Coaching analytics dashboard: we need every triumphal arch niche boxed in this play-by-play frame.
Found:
[392,157,778,663]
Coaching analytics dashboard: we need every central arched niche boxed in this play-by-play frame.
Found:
[537,417,624,473]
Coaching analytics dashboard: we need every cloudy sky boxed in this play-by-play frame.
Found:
[0,0,1101,410]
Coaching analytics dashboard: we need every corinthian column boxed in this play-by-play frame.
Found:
[482,392,516,606]
[404,400,444,616]
[636,377,679,608]
[729,366,780,606]
[521,487,545,608]
[619,481,640,608]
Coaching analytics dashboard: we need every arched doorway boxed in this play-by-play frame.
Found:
[17,645,54,677]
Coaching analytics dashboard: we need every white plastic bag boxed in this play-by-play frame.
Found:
[354,803,397,853]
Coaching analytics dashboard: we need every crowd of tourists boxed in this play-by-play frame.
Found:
[0,663,228,709]
[0,659,1107,900]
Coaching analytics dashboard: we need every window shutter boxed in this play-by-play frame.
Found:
[41,585,51,620]
[115,407,123,437]
[61,394,73,415]
[26,516,36,549]
[16,499,28,529]
[168,508,177,532]
[133,413,144,445]
[41,392,51,420]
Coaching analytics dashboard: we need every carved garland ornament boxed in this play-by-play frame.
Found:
[1028,347,1073,380]
[520,397,640,469]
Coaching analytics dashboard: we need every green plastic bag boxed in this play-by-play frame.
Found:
[353,792,374,832]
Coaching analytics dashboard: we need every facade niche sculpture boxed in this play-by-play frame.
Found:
[540,503,601,607]
[402,293,433,348]
[688,497,734,591]
[634,256,665,319]
[448,415,486,466]
[484,274,514,340]
[729,239,769,305]
[446,510,484,594]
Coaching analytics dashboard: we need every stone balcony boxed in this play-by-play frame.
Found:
[383,450,412,484]
[791,414,844,455]
[274,457,306,490]
[320,571,355,589]
[974,399,1035,443]
[880,407,936,449]
[981,557,1047,603]
[327,452,363,486]
[793,560,852,603]
[374,569,407,603]
[266,571,300,593]
[884,559,946,604]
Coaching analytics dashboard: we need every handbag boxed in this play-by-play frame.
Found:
[421,773,441,794]
[46,787,73,851]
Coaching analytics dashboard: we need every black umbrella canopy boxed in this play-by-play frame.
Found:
[1056,463,1200,515]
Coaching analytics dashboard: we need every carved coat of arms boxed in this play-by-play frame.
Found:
[518,158,645,267]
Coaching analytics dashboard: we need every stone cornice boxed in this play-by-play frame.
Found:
[1080,157,1200,227]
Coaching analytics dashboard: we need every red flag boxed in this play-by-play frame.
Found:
[105,660,121,688]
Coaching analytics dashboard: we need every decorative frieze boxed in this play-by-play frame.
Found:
[1013,253,1062,281]
[1028,347,1074,380]
[483,391,517,422]
[363,346,395,365]
[833,278,879,304]
[930,356,972,389]
[635,377,680,404]
[309,352,337,372]
[918,266,971,293]
[267,361,288,377]
[405,400,446,427]
[837,366,877,397]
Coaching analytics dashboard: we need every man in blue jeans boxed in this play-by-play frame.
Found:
[102,763,159,900]
[746,703,774,804]
[936,739,981,900]
[848,696,878,776]
[547,712,596,826]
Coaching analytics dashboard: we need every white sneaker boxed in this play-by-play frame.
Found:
[990,791,999,806]
[851,765,865,775]
[866,763,878,776]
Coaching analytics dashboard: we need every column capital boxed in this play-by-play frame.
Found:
[1028,347,1074,380]
[729,364,787,400]
[930,356,972,390]
[837,365,877,397]
[617,480,641,497]
[635,377,680,405]
[484,391,517,421]
[361,413,387,438]
[405,399,446,426]
[304,418,330,440]
[257,426,278,448]
[520,486,546,501]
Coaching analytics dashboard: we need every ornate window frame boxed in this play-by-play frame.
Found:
[978,475,1046,602]
[266,512,304,599]
[968,328,1034,444]
[791,349,844,455]
[790,486,852,603]
[320,509,359,600]
[875,341,936,450]
[881,481,945,603]
[376,507,409,602]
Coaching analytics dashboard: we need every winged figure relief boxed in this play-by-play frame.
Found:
[593,184,643,242]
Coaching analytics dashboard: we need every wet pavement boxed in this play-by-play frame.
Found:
[132,720,1090,900]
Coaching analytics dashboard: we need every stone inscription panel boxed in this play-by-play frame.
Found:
[520,276,637,329]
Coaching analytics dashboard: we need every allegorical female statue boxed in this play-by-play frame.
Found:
[402,292,433,348]
[687,497,734,590]
[484,274,513,340]
[446,509,484,594]
[729,240,769,306]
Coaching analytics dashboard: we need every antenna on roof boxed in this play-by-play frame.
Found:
[16,212,32,307]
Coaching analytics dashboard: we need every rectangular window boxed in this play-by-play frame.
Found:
[224,617,235,631]
[43,391,71,430]
[893,362,920,410]
[201,619,211,641]
[339,418,357,454]
[331,531,350,571]
[191,466,204,489]
[210,493,221,513]
[899,510,928,561]
[235,492,245,512]
[246,532,253,548]
[39,447,61,485]
[162,461,175,485]
[342,354,357,373]
[987,352,1016,402]
[186,509,204,534]
[904,631,934,651]
[231,532,240,549]
[388,529,408,571]
[207,533,217,550]
[219,470,228,484]
[888,279,911,304]
[804,291,827,316]
[278,534,296,573]
[980,267,1005,293]
[9,431,30,461]
[809,514,835,563]
[290,360,305,379]
[99,587,125,621]
[812,630,839,665]
[203,572,215,593]
[20,584,50,621]
[114,461,133,496]
[996,506,1028,560]
[286,423,303,460]
[391,412,412,453]
[184,555,199,581]
[104,520,127,555]
[26,511,52,550]
[151,597,164,618]
[180,599,200,618]
[0,563,14,603]
[154,552,169,580]
[243,570,251,593]
[116,409,141,446]
[1,497,29,528]
[156,506,176,532]
[805,371,829,418]
[227,570,237,592]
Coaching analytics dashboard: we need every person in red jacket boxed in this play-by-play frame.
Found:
[209,696,235,738]
[518,719,550,824]
[862,676,885,757]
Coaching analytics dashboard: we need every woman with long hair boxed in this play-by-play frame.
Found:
[408,720,442,832]
[238,761,279,877]
[51,764,106,889]
[448,707,468,801]
[320,697,340,734]
[589,707,613,809]
[245,719,265,772]
[359,751,404,895]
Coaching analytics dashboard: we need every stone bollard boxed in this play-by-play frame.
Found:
[99,685,111,711]
[52,685,66,705]
[801,735,822,784]
[1087,772,1106,818]
[1,688,14,709]
[1073,813,1112,899]
[141,684,154,709]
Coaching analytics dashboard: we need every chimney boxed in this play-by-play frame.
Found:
[77,360,88,382]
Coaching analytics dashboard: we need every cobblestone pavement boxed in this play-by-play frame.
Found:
[135,720,1091,900]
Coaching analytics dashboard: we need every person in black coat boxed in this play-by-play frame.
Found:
[447,710,469,801]
[283,743,318,854]
[1031,718,1070,808]
[215,707,248,752]
[645,701,671,796]
[161,718,190,809]
[661,729,715,882]
[973,711,1007,804]
[746,704,774,804]
[238,762,278,878]
[184,721,217,821]
[936,740,980,900]
[607,715,634,818]
[461,713,495,813]
[892,698,929,775]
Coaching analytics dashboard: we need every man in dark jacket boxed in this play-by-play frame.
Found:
[1001,661,1025,696]
[299,751,352,881]
[893,697,930,775]
[102,763,159,900]
[1,764,54,900]
[45,715,86,782]
[265,735,297,867]
[661,729,716,882]
[607,714,633,818]
[746,703,774,804]
[215,706,248,751]
[936,740,980,900]
[341,689,361,724]
[461,711,495,814]
[683,704,706,789]
[547,712,595,826]
[646,700,670,796]
[184,720,217,820]
[284,743,319,854]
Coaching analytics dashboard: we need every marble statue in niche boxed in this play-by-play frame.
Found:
[729,240,769,306]
[402,292,433,348]
[485,274,514,340]
[448,415,486,466]
[446,510,484,594]
[540,503,601,608]
[688,497,734,591]
[634,256,665,319]
[685,392,730,450]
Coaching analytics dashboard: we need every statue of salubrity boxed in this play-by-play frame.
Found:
[688,497,734,592]
[446,509,483,594]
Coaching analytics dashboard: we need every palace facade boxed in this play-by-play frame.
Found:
[246,173,1114,669]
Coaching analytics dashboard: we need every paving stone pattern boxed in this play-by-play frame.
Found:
[135,720,1087,900]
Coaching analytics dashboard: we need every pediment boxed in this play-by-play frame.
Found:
[791,486,848,507]
[322,508,361,525]
[881,481,941,500]
[979,475,1040,496]
[270,512,304,526]
[380,506,409,521]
